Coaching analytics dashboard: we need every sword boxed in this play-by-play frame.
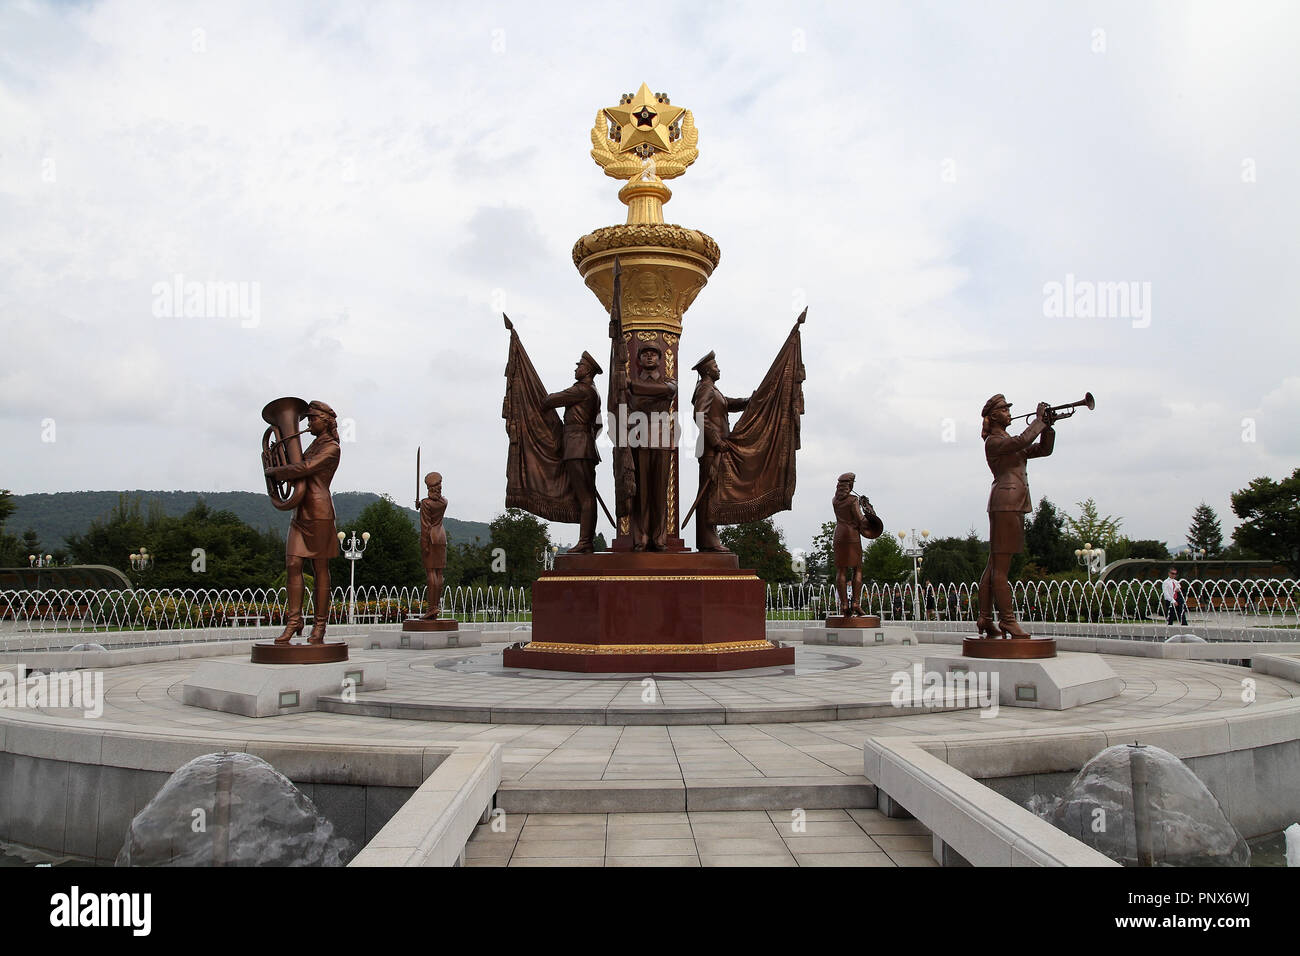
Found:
[415,446,421,511]
[594,488,617,530]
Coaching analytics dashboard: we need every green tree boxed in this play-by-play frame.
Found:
[446,536,494,590]
[331,495,423,589]
[807,520,836,585]
[1064,498,1123,549]
[485,508,551,589]
[65,494,153,579]
[593,532,608,552]
[920,534,982,586]
[1231,467,1300,574]
[862,530,911,584]
[1186,502,1224,557]
[719,519,798,583]
[1025,497,1074,573]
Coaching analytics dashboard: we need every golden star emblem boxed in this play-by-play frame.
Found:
[603,82,684,155]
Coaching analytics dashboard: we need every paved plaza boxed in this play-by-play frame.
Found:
[31,640,1297,791]
[464,808,936,867]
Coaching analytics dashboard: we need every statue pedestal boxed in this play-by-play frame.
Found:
[183,657,385,717]
[962,636,1057,659]
[925,653,1120,710]
[503,551,792,672]
[402,618,459,632]
[250,641,349,664]
[824,615,882,628]
[804,624,914,647]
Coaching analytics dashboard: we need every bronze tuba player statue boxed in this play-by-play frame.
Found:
[263,399,341,645]
[977,394,1055,638]
[832,472,884,618]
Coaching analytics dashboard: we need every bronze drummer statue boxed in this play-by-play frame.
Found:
[832,473,883,617]
[978,394,1055,638]
[419,471,448,618]
[263,399,341,644]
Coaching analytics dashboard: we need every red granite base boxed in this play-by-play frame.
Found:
[825,615,882,628]
[250,641,349,664]
[509,551,783,672]
[962,637,1058,659]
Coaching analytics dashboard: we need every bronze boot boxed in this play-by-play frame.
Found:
[275,609,303,644]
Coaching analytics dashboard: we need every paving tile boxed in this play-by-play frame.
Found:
[871,834,933,853]
[688,821,781,839]
[607,812,691,826]
[779,835,881,854]
[508,857,605,867]
[604,823,694,840]
[793,851,895,867]
[699,853,797,867]
[510,839,606,859]
[687,811,774,823]
[888,850,940,867]
[604,837,699,857]
[605,855,700,867]
[518,823,606,842]
[694,837,792,856]
[519,813,610,827]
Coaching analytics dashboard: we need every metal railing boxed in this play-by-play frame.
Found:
[3,578,1297,643]
[763,578,1300,636]
[0,584,531,635]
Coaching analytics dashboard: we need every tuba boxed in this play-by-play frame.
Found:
[261,396,311,511]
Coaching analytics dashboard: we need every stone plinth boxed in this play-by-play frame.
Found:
[804,624,916,647]
[351,627,478,651]
[924,653,1121,710]
[182,657,387,717]
[503,551,791,672]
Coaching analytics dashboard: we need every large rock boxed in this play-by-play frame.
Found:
[116,752,352,866]
[1039,743,1249,866]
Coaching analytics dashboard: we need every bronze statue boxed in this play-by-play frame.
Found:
[419,471,448,618]
[832,473,883,617]
[978,394,1055,638]
[690,351,750,552]
[263,399,341,644]
[626,343,676,550]
[683,310,806,534]
[542,352,604,552]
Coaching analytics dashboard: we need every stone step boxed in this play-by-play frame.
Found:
[495,776,877,813]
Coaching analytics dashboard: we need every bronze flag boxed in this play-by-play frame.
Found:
[502,316,580,523]
[705,310,806,525]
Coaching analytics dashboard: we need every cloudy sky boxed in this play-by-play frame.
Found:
[1,0,1296,556]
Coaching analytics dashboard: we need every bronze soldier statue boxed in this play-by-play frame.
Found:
[543,351,604,552]
[832,473,883,617]
[627,344,676,551]
[691,351,750,552]
[978,394,1055,638]
[263,400,341,644]
[418,471,448,618]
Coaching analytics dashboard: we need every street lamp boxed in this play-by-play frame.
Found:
[129,548,152,571]
[537,545,559,571]
[898,528,930,621]
[1074,543,1103,583]
[338,530,370,624]
[28,554,54,568]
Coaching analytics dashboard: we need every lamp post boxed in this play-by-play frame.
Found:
[1074,543,1103,583]
[537,545,559,571]
[897,528,930,621]
[338,531,370,624]
[28,554,54,568]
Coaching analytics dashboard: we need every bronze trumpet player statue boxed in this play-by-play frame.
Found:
[255,397,348,663]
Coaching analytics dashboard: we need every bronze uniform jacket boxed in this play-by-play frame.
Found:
[277,436,340,521]
[692,379,748,457]
[543,381,602,462]
[985,421,1054,513]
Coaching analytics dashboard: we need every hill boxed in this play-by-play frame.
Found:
[5,490,493,552]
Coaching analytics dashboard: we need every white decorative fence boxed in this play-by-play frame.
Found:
[2,578,1297,641]
[0,584,530,634]
[764,578,1300,633]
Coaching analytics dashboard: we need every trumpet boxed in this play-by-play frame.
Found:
[261,396,311,511]
[1013,392,1095,425]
